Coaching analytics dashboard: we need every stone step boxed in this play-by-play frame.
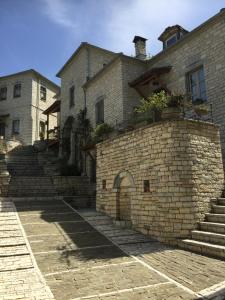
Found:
[181,239,225,259]
[199,221,225,234]
[213,205,225,214]
[0,196,63,202]
[206,213,225,223]
[9,185,54,189]
[192,230,225,246]
[8,193,56,197]
[64,195,96,208]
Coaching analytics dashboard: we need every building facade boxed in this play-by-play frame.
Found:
[57,8,225,179]
[0,69,60,145]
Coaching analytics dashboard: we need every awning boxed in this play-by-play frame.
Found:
[129,66,172,87]
[43,100,60,115]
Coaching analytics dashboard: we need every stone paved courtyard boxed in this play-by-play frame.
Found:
[1,198,225,299]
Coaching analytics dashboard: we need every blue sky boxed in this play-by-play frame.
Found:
[0,0,224,83]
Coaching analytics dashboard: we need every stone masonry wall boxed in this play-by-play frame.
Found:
[146,12,225,161]
[96,120,224,245]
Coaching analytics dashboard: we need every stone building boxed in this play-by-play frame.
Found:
[96,120,224,246]
[0,69,60,145]
[57,8,225,179]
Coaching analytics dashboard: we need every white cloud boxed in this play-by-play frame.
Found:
[41,0,77,30]
[104,0,193,55]
[40,0,222,57]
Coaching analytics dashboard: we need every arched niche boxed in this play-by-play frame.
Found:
[113,170,135,190]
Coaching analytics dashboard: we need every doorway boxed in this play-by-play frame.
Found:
[114,171,135,225]
[0,123,5,138]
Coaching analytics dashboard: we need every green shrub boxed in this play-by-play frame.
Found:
[93,123,114,141]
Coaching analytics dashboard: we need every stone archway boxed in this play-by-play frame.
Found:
[113,171,135,224]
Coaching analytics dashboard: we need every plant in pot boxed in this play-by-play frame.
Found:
[135,91,192,121]
[135,90,168,121]
[93,123,114,142]
[192,98,210,118]
[161,93,192,120]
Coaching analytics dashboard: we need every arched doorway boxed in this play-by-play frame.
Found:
[113,171,135,224]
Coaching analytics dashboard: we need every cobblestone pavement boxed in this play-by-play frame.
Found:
[0,200,54,300]
[9,199,225,300]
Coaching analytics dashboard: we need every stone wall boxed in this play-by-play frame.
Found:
[60,46,115,129]
[52,175,95,196]
[145,11,225,161]
[96,119,224,245]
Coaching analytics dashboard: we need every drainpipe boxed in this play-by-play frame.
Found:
[82,47,90,176]
[35,77,40,142]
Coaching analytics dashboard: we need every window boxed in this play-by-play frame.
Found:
[143,180,150,192]
[39,121,45,139]
[165,34,177,48]
[102,180,106,190]
[12,120,20,134]
[40,86,47,101]
[95,98,104,124]
[0,87,7,101]
[187,67,207,102]
[69,85,75,108]
[13,83,21,98]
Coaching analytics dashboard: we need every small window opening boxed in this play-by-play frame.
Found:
[102,180,106,190]
[143,180,150,192]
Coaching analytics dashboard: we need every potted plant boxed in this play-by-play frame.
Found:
[135,91,192,121]
[161,94,192,120]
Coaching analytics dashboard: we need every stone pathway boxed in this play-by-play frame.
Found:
[0,200,54,300]
[4,198,224,300]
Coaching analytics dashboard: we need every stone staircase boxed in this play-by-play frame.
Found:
[182,197,225,259]
[53,175,96,208]
[6,145,56,197]
[5,145,96,207]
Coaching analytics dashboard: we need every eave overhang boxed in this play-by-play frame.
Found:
[43,100,60,115]
[129,66,172,87]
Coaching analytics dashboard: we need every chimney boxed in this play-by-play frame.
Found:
[133,36,147,60]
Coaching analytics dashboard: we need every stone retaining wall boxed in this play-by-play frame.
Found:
[96,119,224,244]
[52,176,96,196]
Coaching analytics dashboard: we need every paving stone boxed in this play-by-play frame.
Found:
[19,212,82,224]
[23,220,95,236]
[14,200,64,207]
[0,244,28,256]
[34,245,132,274]
[16,206,72,214]
[0,254,33,271]
[29,231,112,252]
[0,200,54,299]
[86,283,196,300]
[0,237,25,246]
[0,269,54,300]
[46,262,167,300]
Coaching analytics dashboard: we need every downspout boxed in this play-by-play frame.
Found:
[82,47,91,176]
[35,77,40,142]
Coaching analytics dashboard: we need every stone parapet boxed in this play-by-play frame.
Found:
[96,119,224,245]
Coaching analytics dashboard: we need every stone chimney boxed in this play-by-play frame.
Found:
[133,36,147,60]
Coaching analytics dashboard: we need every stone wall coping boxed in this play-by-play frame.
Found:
[97,119,220,147]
